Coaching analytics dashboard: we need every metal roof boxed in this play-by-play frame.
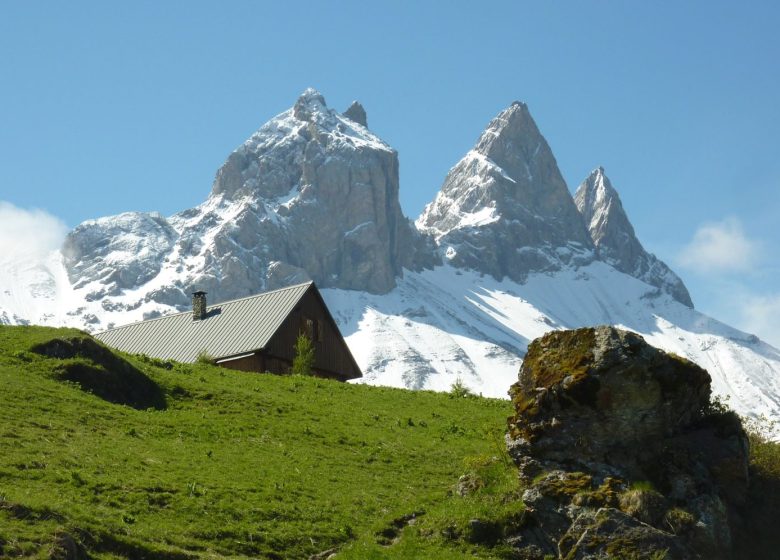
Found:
[94,282,314,363]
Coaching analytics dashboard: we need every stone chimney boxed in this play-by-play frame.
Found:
[192,291,207,321]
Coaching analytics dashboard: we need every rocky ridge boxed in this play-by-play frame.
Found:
[59,90,689,320]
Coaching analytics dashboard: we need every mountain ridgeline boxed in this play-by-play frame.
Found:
[60,89,690,315]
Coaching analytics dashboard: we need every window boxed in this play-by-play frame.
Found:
[301,317,322,342]
[302,317,322,342]
[304,318,314,339]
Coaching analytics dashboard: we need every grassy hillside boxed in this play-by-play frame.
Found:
[3,325,780,559]
[0,326,519,559]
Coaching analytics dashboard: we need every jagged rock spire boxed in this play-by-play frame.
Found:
[575,167,693,307]
[575,167,638,250]
[190,88,433,297]
[343,101,367,127]
[417,101,593,282]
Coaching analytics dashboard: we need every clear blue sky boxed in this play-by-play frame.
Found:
[1,1,778,343]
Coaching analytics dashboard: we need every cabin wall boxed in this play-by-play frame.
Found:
[217,354,265,373]
[217,351,350,380]
[264,290,360,380]
[217,353,290,376]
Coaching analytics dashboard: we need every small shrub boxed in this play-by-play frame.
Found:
[195,351,215,364]
[663,507,695,534]
[450,377,474,398]
[629,480,656,492]
[292,332,315,376]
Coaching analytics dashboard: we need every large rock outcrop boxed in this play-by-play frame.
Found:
[184,87,425,297]
[417,101,595,282]
[574,168,693,307]
[505,326,749,559]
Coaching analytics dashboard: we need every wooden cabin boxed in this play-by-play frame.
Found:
[94,282,361,381]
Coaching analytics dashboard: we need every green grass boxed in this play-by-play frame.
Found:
[4,325,780,559]
[0,325,515,559]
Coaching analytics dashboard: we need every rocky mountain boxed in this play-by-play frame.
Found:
[3,89,780,438]
[417,101,594,282]
[60,88,433,315]
[575,167,693,307]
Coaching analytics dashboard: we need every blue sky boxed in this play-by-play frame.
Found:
[1,1,779,344]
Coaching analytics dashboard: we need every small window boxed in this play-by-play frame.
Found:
[302,317,322,342]
[303,318,315,340]
[314,319,322,342]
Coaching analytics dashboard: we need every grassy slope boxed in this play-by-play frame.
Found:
[0,326,518,559]
[3,325,779,560]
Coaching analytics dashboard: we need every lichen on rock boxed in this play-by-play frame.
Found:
[505,326,749,559]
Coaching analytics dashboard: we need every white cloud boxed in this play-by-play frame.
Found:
[0,201,68,264]
[738,293,780,349]
[678,217,761,274]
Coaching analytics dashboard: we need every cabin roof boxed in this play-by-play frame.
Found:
[94,282,317,363]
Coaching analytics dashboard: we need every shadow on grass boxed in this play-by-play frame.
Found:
[30,336,166,410]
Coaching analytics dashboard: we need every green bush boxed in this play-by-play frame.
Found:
[450,377,474,398]
[292,332,315,376]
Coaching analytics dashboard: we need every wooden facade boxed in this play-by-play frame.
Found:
[214,287,361,381]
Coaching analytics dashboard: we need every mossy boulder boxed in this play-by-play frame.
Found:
[559,507,688,560]
[508,326,711,473]
[505,326,749,560]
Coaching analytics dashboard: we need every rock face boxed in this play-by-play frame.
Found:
[417,102,595,282]
[575,168,693,307]
[62,212,178,297]
[187,87,422,297]
[343,101,368,127]
[505,326,749,559]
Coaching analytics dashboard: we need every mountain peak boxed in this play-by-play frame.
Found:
[343,101,368,127]
[575,167,634,248]
[293,88,327,120]
[574,168,693,307]
[473,101,536,159]
[417,101,593,282]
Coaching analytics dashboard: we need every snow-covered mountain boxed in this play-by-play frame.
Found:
[2,89,779,438]
[417,101,594,283]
